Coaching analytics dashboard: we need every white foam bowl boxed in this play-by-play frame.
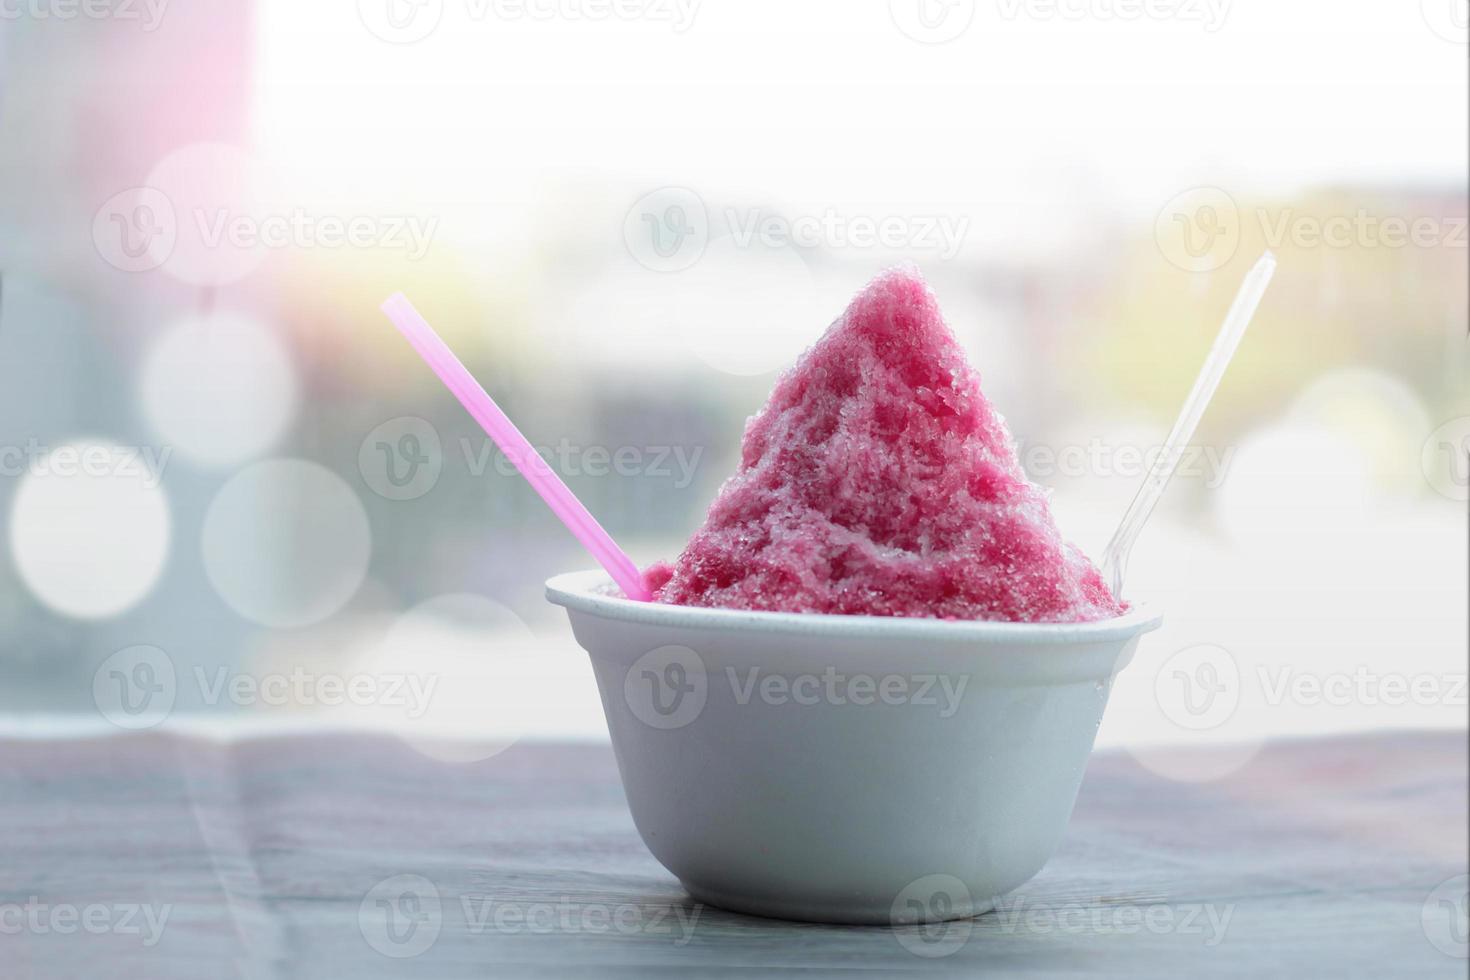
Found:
[547,570,1162,925]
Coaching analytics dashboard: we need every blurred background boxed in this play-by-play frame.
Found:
[0,0,1464,776]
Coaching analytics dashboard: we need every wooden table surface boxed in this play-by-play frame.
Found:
[2,729,1465,978]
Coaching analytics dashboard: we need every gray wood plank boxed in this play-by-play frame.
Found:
[1,731,1464,978]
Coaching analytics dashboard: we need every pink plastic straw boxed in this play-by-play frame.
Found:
[381,293,652,602]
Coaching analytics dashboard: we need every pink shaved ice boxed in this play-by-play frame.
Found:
[649,266,1124,623]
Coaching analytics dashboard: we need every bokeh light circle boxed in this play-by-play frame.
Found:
[140,310,299,468]
[667,236,823,376]
[1290,367,1432,495]
[353,593,538,763]
[1215,421,1373,547]
[202,459,371,628]
[8,439,171,619]
[143,142,279,287]
[1124,736,1265,784]
[1122,635,1267,783]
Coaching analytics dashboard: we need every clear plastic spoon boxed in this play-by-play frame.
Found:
[1100,250,1278,597]
[381,293,653,601]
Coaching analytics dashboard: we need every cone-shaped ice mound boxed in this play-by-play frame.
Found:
[648,266,1124,622]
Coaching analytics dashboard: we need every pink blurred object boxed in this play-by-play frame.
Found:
[653,266,1124,623]
[381,293,652,602]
